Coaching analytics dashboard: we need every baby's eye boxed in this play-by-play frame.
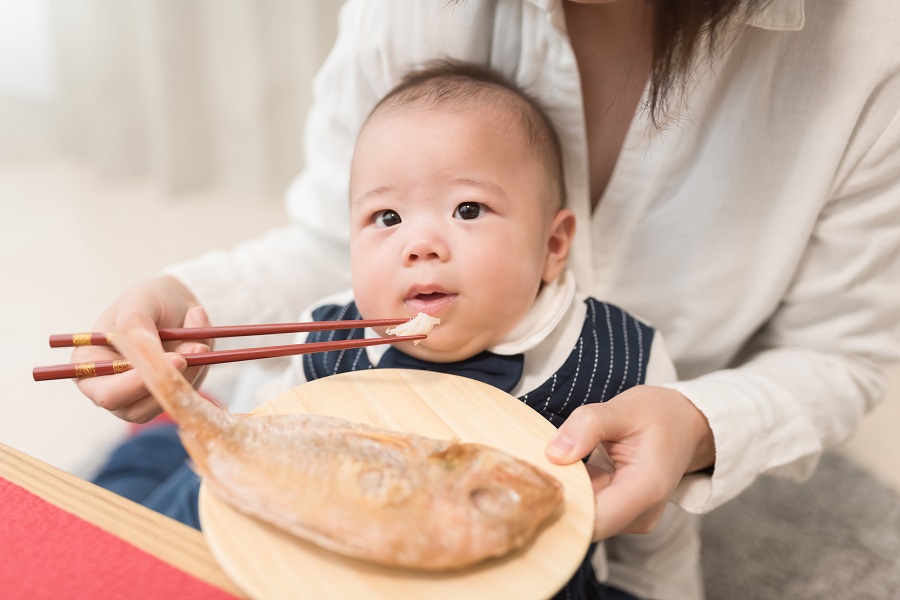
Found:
[454,202,487,220]
[373,209,402,228]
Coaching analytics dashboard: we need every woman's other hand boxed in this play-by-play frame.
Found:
[72,275,212,423]
[546,385,715,540]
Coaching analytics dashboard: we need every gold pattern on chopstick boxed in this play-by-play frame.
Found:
[72,333,93,346]
[112,360,131,374]
[75,362,97,378]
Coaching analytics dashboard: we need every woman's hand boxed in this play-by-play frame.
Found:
[545,385,715,540]
[72,275,212,423]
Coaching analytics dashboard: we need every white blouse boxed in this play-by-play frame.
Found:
[168,0,900,538]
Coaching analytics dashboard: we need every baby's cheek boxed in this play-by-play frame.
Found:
[350,279,381,319]
[479,259,539,297]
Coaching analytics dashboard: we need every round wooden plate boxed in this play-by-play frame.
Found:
[199,369,594,600]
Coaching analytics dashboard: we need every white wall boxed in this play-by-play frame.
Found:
[0,0,343,193]
[0,0,58,102]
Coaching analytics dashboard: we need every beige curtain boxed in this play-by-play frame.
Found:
[3,0,342,195]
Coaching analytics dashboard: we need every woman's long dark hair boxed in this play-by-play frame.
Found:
[447,0,772,126]
[647,0,771,125]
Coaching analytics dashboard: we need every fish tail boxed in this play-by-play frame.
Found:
[111,325,227,429]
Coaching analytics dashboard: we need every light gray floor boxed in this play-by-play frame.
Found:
[702,450,900,599]
[3,155,899,495]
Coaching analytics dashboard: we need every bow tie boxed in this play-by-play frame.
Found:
[378,348,525,394]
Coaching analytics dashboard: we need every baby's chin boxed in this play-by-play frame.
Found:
[396,334,490,364]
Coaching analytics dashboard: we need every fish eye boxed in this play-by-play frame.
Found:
[470,486,521,517]
[454,202,486,220]
[357,469,384,492]
[374,209,402,228]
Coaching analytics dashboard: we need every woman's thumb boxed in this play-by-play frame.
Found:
[545,401,629,464]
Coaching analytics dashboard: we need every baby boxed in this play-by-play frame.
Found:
[268,60,695,599]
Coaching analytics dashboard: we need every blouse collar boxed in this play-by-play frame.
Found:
[742,0,804,31]
[531,0,804,32]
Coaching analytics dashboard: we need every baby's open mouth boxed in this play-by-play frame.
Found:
[405,290,457,315]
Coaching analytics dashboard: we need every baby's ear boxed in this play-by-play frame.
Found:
[542,209,576,283]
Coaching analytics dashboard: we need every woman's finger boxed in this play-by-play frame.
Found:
[77,352,187,414]
[592,462,670,538]
[111,393,167,424]
[175,305,212,388]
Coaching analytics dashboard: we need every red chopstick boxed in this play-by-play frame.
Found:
[33,334,426,381]
[48,318,413,348]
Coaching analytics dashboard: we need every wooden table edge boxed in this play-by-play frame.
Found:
[0,442,244,598]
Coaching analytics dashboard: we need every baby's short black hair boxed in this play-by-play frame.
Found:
[368,59,566,210]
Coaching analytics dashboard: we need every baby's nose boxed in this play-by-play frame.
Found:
[403,233,450,265]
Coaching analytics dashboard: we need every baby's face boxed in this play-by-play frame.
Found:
[349,104,571,362]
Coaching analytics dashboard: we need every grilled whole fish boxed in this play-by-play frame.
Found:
[113,327,564,571]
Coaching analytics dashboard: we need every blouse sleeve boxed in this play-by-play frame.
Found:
[668,101,900,513]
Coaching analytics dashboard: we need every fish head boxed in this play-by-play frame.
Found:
[431,444,563,525]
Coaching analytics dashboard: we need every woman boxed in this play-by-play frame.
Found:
[76,1,900,598]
